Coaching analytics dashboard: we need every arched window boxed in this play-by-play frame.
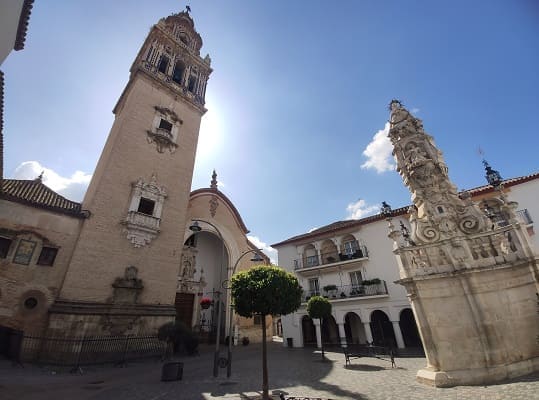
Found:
[157,55,169,74]
[172,60,185,84]
[188,75,197,93]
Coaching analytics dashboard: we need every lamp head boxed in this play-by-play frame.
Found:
[189,221,202,232]
[250,252,264,262]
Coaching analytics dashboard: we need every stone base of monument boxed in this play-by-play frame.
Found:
[416,357,539,387]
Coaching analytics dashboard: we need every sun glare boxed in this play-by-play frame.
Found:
[196,97,224,161]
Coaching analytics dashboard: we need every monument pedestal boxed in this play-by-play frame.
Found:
[417,357,539,387]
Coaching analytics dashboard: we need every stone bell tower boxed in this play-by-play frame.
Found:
[48,10,212,336]
[387,100,539,387]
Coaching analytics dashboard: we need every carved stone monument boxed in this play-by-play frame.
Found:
[387,100,539,387]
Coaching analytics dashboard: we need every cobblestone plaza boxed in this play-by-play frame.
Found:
[1,342,537,400]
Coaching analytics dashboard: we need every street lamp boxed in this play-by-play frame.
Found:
[189,219,226,378]
[224,249,264,378]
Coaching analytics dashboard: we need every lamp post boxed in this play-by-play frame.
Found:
[189,219,226,378]
[224,249,264,378]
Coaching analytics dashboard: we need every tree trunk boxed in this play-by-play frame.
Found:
[261,314,269,400]
[320,318,325,361]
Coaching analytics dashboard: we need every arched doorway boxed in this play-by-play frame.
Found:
[344,312,366,345]
[321,315,339,346]
[177,231,229,341]
[370,310,396,347]
[399,308,422,348]
[301,316,316,347]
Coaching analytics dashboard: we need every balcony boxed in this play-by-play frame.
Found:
[517,209,533,225]
[294,246,369,273]
[123,211,161,247]
[302,281,388,303]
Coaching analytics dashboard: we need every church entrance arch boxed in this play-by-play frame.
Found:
[399,308,423,348]
[344,312,366,345]
[321,315,339,345]
[370,310,396,347]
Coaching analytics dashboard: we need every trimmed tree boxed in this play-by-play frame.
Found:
[231,265,302,400]
[307,296,332,360]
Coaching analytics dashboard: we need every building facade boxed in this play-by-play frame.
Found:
[0,10,269,357]
[273,171,538,352]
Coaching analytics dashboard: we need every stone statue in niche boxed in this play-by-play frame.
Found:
[112,266,144,304]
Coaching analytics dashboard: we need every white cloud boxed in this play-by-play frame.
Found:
[13,161,91,202]
[360,122,395,173]
[247,235,278,265]
[346,199,380,220]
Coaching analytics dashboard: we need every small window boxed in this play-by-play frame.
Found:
[308,278,320,296]
[24,297,38,310]
[0,237,12,258]
[157,55,169,74]
[254,315,262,325]
[13,239,37,265]
[137,198,155,215]
[158,119,173,132]
[343,240,359,255]
[37,247,58,266]
[350,271,363,288]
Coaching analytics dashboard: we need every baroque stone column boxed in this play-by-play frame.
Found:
[387,99,539,387]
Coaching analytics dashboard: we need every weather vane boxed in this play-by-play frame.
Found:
[185,5,191,14]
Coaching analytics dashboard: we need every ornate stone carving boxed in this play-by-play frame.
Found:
[209,169,219,217]
[388,100,490,245]
[123,175,167,247]
[112,266,144,304]
[177,246,206,294]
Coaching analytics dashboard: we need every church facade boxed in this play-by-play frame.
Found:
[0,10,268,351]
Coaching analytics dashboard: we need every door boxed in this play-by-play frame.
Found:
[175,293,195,328]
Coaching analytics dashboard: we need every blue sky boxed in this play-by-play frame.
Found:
[3,1,539,262]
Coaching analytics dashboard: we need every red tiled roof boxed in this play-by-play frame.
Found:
[271,172,539,247]
[0,178,87,218]
[271,206,408,247]
[14,0,35,51]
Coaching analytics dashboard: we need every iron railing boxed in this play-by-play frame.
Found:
[10,334,165,367]
[302,281,388,302]
[294,246,368,270]
[517,209,533,225]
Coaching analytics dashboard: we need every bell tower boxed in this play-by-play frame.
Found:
[48,11,212,336]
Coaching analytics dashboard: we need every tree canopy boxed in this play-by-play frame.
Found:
[231,265,302,318]
[307,296,332,319]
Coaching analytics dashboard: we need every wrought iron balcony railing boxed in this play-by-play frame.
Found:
[294,246,369,270]
[302,281,388,302]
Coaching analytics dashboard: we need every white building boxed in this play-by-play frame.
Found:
[272,171,538,350]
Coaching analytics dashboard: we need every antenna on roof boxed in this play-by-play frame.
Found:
[185,5,191,13]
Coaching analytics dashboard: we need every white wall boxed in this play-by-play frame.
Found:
[0,1,24,65]
[506,178,539,252]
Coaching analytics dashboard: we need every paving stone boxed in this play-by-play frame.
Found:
[0,342,537,400]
